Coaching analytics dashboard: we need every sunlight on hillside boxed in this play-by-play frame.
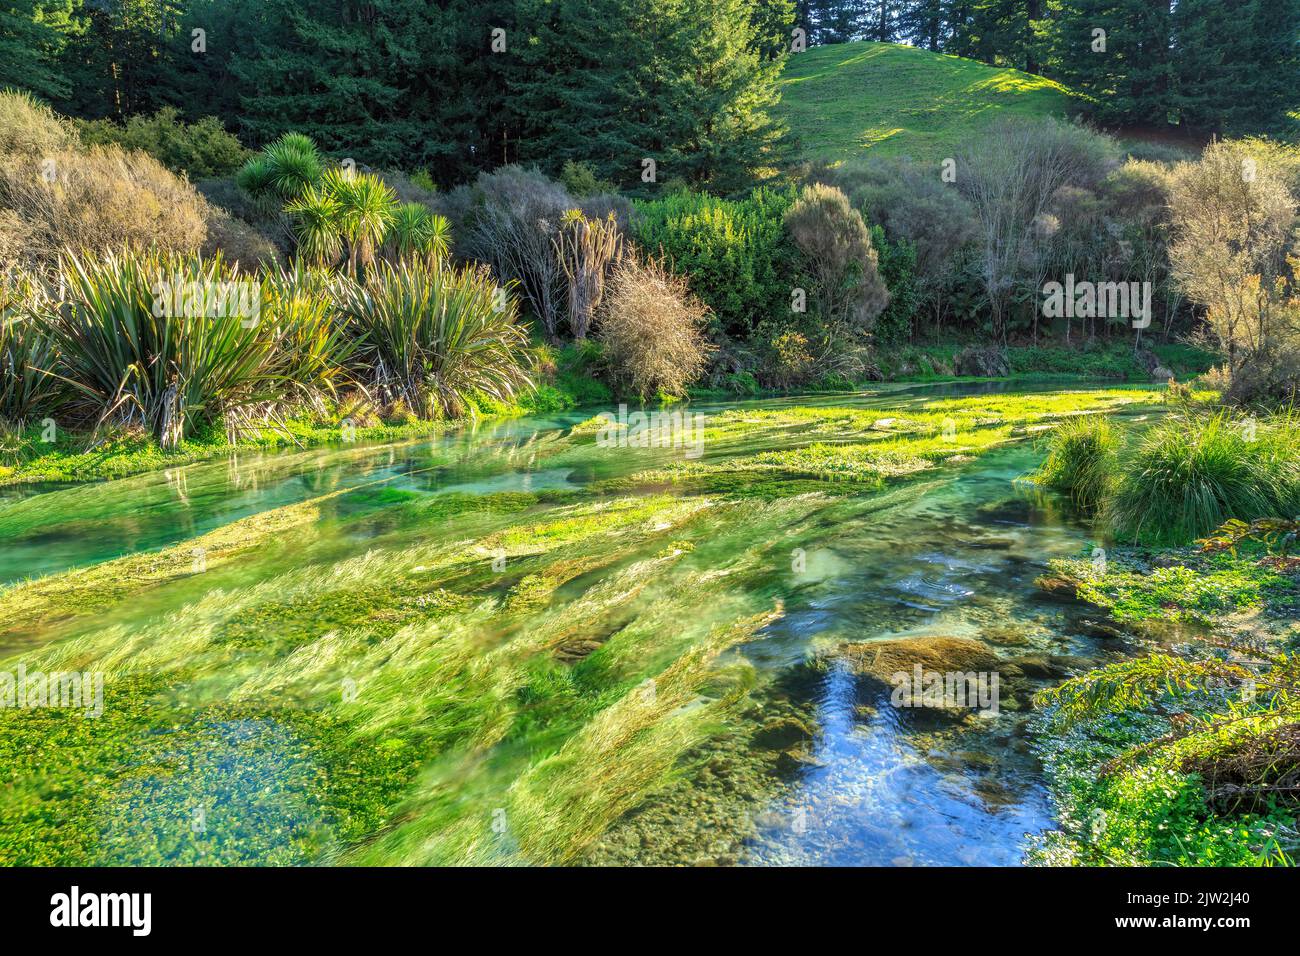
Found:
[777,40,1079,161]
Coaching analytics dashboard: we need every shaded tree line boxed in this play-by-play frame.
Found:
[1,0,796,191]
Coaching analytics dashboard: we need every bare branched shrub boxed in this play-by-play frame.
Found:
[784,183,889,339]
[0,145,207,267]
[453,166,572,339]
[956,119,1116,339]
[599,255,714,400]
[1169,140,1298,378]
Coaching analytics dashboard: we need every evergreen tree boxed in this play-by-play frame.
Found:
[225,0,512,180]
[0,0,78,101]
[1048,0,1173,126]
[1171,0,1300,137]
[668,0,793,192]
[750,0,797,59]
[509,0,789,194]
[899,0,947,51]
[56,0,187,118]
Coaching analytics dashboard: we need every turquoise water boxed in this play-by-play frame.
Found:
[0,382,1136,865]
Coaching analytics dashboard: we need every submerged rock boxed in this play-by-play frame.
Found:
[841,635,999,683]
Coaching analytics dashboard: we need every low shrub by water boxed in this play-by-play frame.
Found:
[335,259,533,419]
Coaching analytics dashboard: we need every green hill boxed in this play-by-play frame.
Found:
[777,41,1080,162]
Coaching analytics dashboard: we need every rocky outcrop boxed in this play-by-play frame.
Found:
[953,345,1011,378]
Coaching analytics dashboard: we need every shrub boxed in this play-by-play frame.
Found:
[1224,342,1300,408]
[1107,411,1300,545]
[632,186,795,338]
[201,206,282,271]
[784,183,889,339]
[956,118,1117,338]
[820,156,977,330]
[37,250,281,448]
[762,329,814,389]
[1168,140,1297,380]
[76,109,249,178]
[1033,415,1122,511]
[237,132,324,210]
[335,260,533,419]
[0,271,61,422]
[870,225,919,347]
[259,266,357,413]
[560,160,615,198]
[0,144,208,268]
[450,166,573,338]
[598,255,713,400]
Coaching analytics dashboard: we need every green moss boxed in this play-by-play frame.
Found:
[1031,708,1294,866]
[1048,549,1296,627]
[0,672,420,865]
[0,488,353,638]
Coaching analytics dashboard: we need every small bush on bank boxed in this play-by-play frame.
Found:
[632,186,795,339]
[35,250,284,448]
[335,260,533,419]
[598,255,713,400]
[0,272,61,422]
[77,108,249,178]
[870,225,919,347]
[784,183,889,340]
[448,165,573,339]
[1033,415,1122,511]
[0,144,208,268]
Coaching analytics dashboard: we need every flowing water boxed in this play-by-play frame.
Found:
[0,382,1142,866]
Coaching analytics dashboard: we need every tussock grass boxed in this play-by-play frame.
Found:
[1032,415,1122,511]
[1106,411,1300,545]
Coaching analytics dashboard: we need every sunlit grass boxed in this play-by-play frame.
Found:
[776,40,1079,162]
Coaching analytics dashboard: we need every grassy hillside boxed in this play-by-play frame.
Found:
[777,41,1080,162]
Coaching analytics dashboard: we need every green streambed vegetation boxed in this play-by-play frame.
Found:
[1030,412,1300,865]
[0,388,1157,865]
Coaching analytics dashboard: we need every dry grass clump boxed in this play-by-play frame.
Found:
[0,90,76,159]
[598,254,713,400]
[1184,722,1300,814]
[0,144,207,267]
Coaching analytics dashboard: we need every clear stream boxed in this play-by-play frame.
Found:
[0,381,1134,865]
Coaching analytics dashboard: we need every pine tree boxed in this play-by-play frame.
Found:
[1048,0,1174,127]
[509,0,790,194]
[1172,0,1300,136]
[54,0,187,118]
[750,0,797,59]
[899,0,947,50]
[0,0,77,101]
